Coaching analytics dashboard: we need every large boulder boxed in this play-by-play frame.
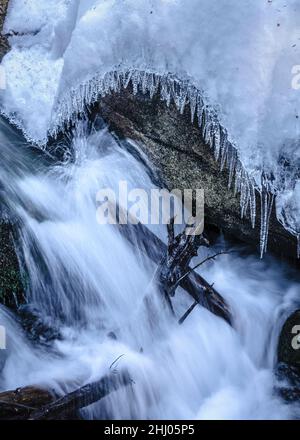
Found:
[0,223,25,309]
[277,310,300,402]
[278,310,300,368]
[94,86,299,263]
[0,0,9,60]
[0,0,24,310]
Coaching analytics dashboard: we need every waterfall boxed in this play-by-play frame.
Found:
[0,117,299,419]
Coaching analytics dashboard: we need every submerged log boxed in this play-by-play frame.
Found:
[0,386,54,419]
[29,371,132,420]
[114,205,233,326]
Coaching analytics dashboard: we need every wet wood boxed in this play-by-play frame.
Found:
[114,205,233,326]
[29,371,132,420]
[0,371,132,420]
[0,386,54,419]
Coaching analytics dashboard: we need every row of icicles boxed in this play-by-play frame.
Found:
[46,69,299,259]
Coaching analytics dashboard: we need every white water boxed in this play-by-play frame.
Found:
[0,119,299,419]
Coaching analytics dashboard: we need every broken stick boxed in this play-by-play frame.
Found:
[114,205,232,326]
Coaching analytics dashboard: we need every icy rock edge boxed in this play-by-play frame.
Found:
[49,68,288,259]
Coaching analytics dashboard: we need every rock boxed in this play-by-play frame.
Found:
[0,0,27,312]
[0,386,55,420]
[0,0,9,60]
[92,85,299,263]
[18,304,62,346]
[278,310,300,368]
[276,310,300,402]
[0,1,297,262]
[0,223,25,309]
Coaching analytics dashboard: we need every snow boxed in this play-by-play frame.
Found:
[4,0,71,34]
[1,0,300,253]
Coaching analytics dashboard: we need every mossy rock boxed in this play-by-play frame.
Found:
[0,223,25,309]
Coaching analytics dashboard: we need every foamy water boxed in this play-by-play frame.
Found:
[0,118,299,419]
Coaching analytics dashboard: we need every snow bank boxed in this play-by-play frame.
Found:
[1,0,300,253]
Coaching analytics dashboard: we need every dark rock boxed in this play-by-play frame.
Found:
[0,222,25,309]
[278,310,300,368]
[18,304,62,347]
[91,85,299,263]
[276,310,300,402]
[0,1,9,61]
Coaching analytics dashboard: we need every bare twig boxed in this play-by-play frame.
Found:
[109,354,125,370]
[178,301,198,325]
[174,251,231,288]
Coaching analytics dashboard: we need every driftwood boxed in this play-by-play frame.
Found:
[29,371,132,420]
[154,217,208,312]
[114,205,233,326]
[0,371,132,420]
[275,310,300,403]
[0,386,54,420]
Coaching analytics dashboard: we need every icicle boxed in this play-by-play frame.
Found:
[132,71,139,95]
[160,77,171,106]
[259,185,274,258]
[188,88,197,123]
[179,91,187,114]
[174,82,187,114]
[228,149,236,189]
[220,133,228,172]
[141,71,148,95]
[50,67,265,254]
[154,73,161,95]
[202,113,212,146]
[112,71,121,93]
[213,126,221,161]
[266,192,274,248]
[234,163,242,196]
[148,73,156,99]
[297,234,300,259]
[240,174,249,219]
[196,96,204,129]
[123,70,132,89]
[260,188,268,258]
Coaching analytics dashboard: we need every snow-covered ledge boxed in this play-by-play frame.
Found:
[1,0,300,259]
[93,83,298,262]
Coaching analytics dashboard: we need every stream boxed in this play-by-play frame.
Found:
[0,116,299,419]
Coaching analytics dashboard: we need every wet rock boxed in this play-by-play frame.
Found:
[0,386,55,420]
[93,86,299,263]
[278,310,300,368]
[0,222,25,309]
[0,1,9,61]
[18,304,62,347]
[0,0,30,312]
[276,310,300,402]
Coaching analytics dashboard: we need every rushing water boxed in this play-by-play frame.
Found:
[0,117,299,419]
